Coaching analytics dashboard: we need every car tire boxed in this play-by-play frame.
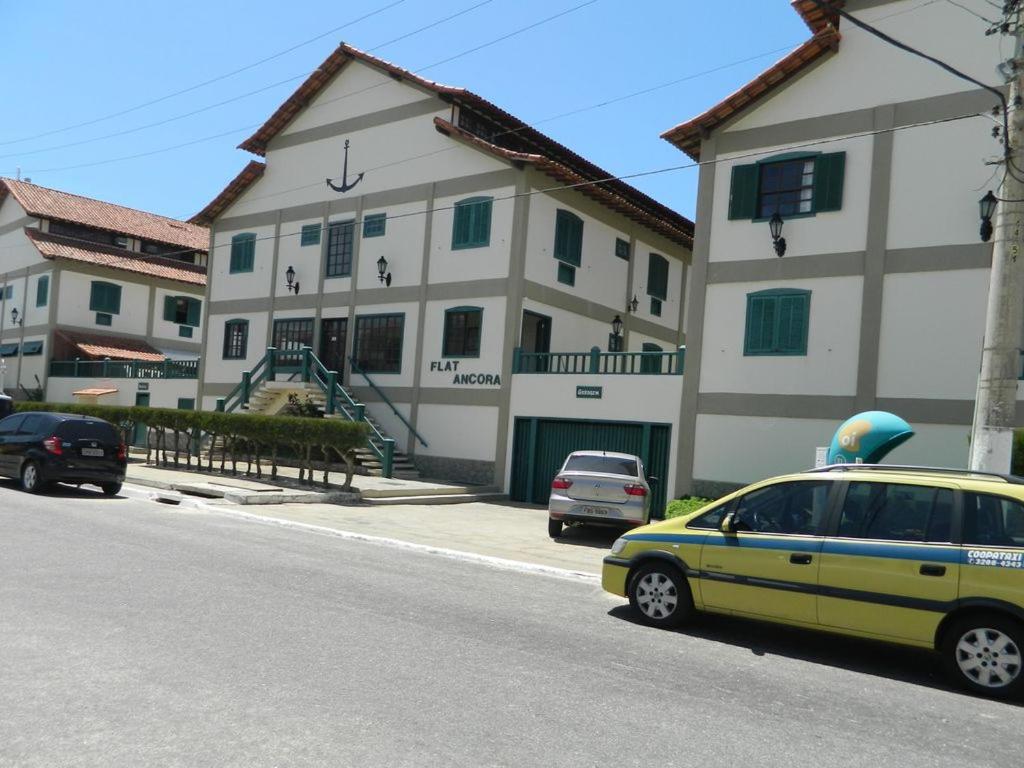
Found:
[941,613,1024,699]
[101,482,122,497]
[628,562,693,629]
[20,461,44,494]
[548,517,563,538]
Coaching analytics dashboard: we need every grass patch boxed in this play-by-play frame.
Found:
[665,496,713,520]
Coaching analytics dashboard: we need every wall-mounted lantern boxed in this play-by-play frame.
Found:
[611,314,624,339]
[284,266,300,294]
[10,307,22,326]
[979,190,998,243]
[377,255,392,287]
[769,212,787,257]
[626,295,639,314]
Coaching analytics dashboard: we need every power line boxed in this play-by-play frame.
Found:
[0,0,408,148]
[4,110,985,262]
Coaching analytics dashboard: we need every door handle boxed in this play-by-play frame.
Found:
[920,564,946,577]
[789,553,813,565]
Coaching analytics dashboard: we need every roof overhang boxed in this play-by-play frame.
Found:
[190,160,266,226]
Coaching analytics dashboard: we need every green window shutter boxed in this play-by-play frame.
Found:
[452,198,492,249]
[186,298,201,327]
[553,210,583,267]
[776,293,810,354]
[89,281,121,314]
[744,295,776,355]
[163,295,177,322]
[230,233,256,272]
[556,262,575,286]
[300,224,321,246]
[647,253,669,300]
[36,275,49,307]
[813,152,846,212]
[363,213,386,238]
[728,163,759,220]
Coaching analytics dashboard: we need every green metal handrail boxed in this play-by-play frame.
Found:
[348,356,428,447]
[512,346,685,375]
[49,358,199,379]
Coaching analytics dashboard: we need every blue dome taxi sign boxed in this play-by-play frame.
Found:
[828,411,914,464]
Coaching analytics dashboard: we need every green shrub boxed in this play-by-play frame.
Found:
[13,402,369,489]
[1014,430,1024,476]
[665,496,713,520]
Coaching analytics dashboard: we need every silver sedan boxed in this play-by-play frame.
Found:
[547,451,652,538]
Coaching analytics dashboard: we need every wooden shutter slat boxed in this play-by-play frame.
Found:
[813,152,845,212]
[728,163,759,220]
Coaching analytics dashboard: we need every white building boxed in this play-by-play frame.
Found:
[663,0,1007,496]
[0,179,207,414]
[192,43,693,500]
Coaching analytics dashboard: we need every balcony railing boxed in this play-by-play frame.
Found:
[49,358,199,379]
[512,346,684,375]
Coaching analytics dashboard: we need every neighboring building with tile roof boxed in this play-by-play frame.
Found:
[0,178,207,414]
[662,0,1004,495]
[194,41,692,497]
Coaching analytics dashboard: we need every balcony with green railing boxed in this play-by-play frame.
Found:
[49,358,199,379]
[512,346,685,375]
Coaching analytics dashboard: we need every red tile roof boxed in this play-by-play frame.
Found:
[793,0,841,33]
[56,329,166,362]
[72,388,119,397]
[661,25,841,160]
[434,118,693,248]
[25,229,206,286]
[221,43,692,244]
[0,178,208,251]
[190,160,265,227]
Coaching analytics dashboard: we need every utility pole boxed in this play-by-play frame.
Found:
[970,3,1024,473]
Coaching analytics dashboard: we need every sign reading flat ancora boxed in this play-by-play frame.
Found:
[576,385,602,399]
[429,361,500,386]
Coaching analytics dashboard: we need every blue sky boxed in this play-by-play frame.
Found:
[0,1,810,222]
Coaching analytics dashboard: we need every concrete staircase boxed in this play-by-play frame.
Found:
[241,380,420,479]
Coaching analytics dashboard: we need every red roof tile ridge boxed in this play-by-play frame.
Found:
[0,177,208,250]
[190,160,266,226]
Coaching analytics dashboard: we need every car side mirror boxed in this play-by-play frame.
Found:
[720,511,739,534]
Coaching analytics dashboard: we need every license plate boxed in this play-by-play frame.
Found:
[80,448,105,457]
[580,505,610,516]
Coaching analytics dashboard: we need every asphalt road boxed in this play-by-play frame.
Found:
[1,482,1021,768]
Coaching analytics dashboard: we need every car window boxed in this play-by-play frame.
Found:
[963,492,1024,548]
[563,455,639,476]
[733,481,832,535]
[17,414,44,435]
[57,420,119,443]
[0,415,25,436]
[688,503,729,530]
[837,482,954,543]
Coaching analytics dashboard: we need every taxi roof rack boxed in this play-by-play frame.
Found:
[806,463,1024,485]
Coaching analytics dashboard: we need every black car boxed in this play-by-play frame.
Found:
[0,412,127,495]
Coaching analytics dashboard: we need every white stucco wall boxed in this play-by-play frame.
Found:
[877,269,990,400]
[419,297,506,389]
[209,224,275,302]
[45,377,199,409]
[726,0,999,131]
[699,276,863,396]
[414,404,499,462]
[204,311,270,384]
[56,271,151,335]
[152,286,204,344]
[428,187,514,284]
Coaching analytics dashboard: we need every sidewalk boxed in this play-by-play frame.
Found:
[200,498,616,576]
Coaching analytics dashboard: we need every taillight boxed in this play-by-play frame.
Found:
[116,443,127,461]
[624,483,647,497]
[43,436,63,455]
[551,477,573,490]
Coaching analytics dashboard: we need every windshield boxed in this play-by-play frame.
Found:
[563,455,639,477]
[57,420,119,444]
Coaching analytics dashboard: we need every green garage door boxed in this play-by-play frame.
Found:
[510,417,672,517]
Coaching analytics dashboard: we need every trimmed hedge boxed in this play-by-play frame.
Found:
[13,402,369,490]
[1014,431,1024,477]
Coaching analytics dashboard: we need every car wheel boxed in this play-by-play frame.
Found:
[101,482,122,497]
[628,562,693,629]
[21,461,44,494]
[548,517,563,538]
[942,613,1024,699]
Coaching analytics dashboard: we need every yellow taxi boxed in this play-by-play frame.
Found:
[603,465,1024,699]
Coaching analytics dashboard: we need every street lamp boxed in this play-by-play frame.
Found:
[769,212,787,257]
[611,314,623,338]
[979,190,998,242]
[284,266,300,294]
[377,255,392,286]
[10,307,22,326]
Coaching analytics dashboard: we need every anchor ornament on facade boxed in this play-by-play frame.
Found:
[326,139,364,193]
